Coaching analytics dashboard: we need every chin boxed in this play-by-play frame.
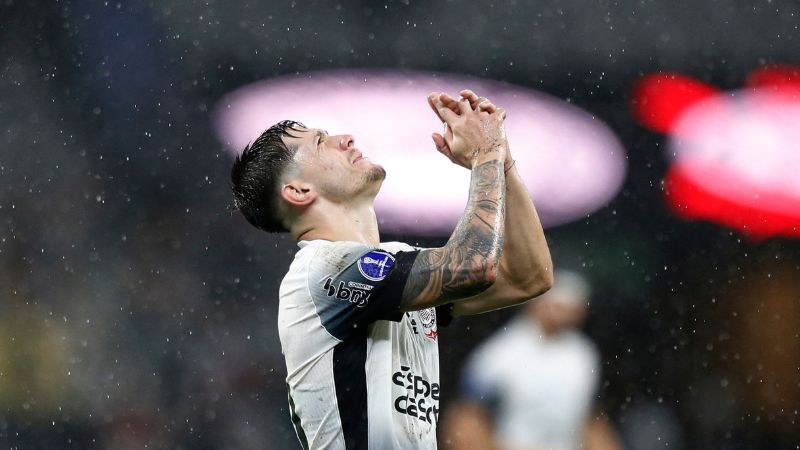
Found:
[366,164,386,183]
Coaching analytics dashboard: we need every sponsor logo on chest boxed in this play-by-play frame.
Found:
[392,365,440,425]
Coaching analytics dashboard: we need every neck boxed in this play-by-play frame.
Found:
[291,198,381,246]
[532,318,558,338]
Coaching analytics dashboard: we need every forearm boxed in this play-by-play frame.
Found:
[400,157,505,307]
[450,163,553,316]
[497,163,553,297]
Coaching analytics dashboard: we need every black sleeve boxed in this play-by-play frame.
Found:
[309,248,420,341]
[378,250,419,308]
[390,251,454,329]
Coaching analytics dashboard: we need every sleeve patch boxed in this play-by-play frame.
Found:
[356,250,396,281]
[308,246,418,341]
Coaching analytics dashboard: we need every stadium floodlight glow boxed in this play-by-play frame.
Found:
[632,67,800,239]
[214,69,627,235]
[666,90,800,238]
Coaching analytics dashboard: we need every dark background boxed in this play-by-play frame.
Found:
[2,0,799,448]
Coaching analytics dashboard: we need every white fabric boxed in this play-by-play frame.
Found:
[463,319,599,450]
[279,240,441,449]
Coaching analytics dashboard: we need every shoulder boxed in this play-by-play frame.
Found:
[560,331,600,366]
[302,240,374,272]
[304,239,370,256]
[467,320,522,368]
[378,241,420,253]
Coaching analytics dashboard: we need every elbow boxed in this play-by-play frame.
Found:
[534,269,554,296]
[519,266,554,299]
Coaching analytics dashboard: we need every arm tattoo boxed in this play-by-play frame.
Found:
[402,159,506,307]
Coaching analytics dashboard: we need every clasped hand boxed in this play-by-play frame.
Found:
[427,89,510,169]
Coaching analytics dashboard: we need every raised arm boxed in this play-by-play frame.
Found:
[398,94,507,312]
[428,90,553,316]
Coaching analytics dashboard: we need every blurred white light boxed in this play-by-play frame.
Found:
[214,70,627,235]
[669,90,800,217]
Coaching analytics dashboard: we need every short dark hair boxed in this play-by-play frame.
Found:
[230,120,305,232]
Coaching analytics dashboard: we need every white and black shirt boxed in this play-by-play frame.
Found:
[278,240,448,449]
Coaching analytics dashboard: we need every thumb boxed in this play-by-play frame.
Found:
[431,133,447,150]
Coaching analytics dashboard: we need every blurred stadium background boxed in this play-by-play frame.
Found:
[2,0,799,448]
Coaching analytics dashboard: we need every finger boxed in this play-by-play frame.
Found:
[473,97,490,110]
[496,107,507,120]
[461,94,486,110]
[439,93,461,115]
[443,147,457,163]
[432,134,457,162]
[460,89,490,109]
[457,97,472,114]
[431,132,447,150]
[427,92,445,122]
[432,96,459,123]
[460,89,480,102]
[478,100,497,113]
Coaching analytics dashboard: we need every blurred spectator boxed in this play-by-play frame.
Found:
[441,270,622,450]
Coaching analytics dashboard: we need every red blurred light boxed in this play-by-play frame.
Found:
[746,64,800,100]
[630,73,719,133]
[665,162,800,239]
[632,67,800,239]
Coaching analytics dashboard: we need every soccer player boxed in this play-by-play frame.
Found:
[230,90,553,449]
[442,270,622,450]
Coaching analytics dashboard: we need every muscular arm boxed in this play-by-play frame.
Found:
[428,90,553,316]
[400,158,505,311]
[399,95,507,312]
[451,161,553,316]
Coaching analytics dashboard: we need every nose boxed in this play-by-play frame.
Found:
[338,135,355,150]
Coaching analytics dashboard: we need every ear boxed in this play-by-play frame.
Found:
[280,180,318,207]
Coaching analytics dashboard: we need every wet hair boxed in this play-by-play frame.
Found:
[230,120,305,232]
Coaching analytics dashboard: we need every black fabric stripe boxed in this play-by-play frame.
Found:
[287,389,309,450]
[379,250,420,321]
[332,329,369,450]
[435,303,455,327]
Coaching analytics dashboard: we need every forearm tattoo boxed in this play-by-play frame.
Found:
[402,159,506,305]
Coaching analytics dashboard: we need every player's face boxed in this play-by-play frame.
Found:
[283,127,386,201]
[530,297,586,334]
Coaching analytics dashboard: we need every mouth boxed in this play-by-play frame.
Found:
[352,151,364,163]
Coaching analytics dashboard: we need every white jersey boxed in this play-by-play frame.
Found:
[461,319,599,450]
[278,240,446,450]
